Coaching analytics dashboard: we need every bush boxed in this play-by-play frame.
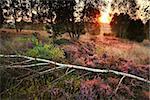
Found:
[2,23,16,29]
[26,37,65,61]
[110,13,146,42]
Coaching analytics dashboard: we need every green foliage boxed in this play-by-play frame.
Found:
[126,19,146,42]
[2,23,16,29]
[110,13,131,38]
[110,13,146,42]
[26,37,65,60]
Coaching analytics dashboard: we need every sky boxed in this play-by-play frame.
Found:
[74,0,150,23]
[103,0,150,23]
[136,0,150,22]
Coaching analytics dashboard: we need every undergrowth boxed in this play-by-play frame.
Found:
[0,34,65,61]
[0,34,149,99]
[25,36,65,61]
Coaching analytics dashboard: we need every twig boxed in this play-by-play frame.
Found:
[0,63,50,68]
[15,67,42,80]
[78,72,91,79]
[39,66,67,75]
[114,76,126,94]
[18,66,66,80]
[38,69,75,96]
[0,80,23,95]
[0,54,64,66]
[21,59,33,63]
[10,59,32,65]
[0,54,150,84]
[51,69,75,83]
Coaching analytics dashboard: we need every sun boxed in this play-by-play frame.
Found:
[98,13,111,24]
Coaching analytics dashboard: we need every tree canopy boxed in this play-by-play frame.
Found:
[0,0,149,40]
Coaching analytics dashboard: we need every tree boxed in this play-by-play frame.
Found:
[80,0,101,35]
[11,0,21,32]
[126,19,145,42]
[110,13,131,38]
[0,2,4,28]
[111,0,150,22]
[46,0,85,40]
[110,13,146,42]
[110,0,148,42]
[111,0,138,18]
[47,0,55,24]
[144,20,150,40]
[83,2,100,22]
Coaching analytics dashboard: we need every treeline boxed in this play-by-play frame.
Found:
[110,13,150,42]
[0,0,101,39]
[0,0,149,41]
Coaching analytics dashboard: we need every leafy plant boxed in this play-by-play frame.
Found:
[26,38,65,61]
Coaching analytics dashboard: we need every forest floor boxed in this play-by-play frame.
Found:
[0,29,150,99]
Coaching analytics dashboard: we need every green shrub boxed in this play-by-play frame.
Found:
[26,43,65,61]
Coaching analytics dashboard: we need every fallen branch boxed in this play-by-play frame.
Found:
[0,63,50,68]
[114,76,126,94]
[0,54,150,84]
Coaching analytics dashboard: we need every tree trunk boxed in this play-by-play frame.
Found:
[0,4,4,27]
[13,9,19,32]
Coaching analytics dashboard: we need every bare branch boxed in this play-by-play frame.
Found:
[0,54,150,84]
[0,63,50,68]
[37,69,75,97]
[10,59,32,65]
[114,76,126,94]
[0,80,23,95]
[51,69,75,84]
[39,66,67,75]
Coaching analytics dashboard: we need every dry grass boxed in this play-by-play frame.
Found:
[80,34,150,65]
[96,43,150,65]
[0,29,48,36]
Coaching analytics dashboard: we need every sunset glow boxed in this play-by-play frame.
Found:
[98,13,111,24]
[98,0,112,24]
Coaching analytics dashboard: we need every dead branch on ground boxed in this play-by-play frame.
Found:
[0,54,150,84]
